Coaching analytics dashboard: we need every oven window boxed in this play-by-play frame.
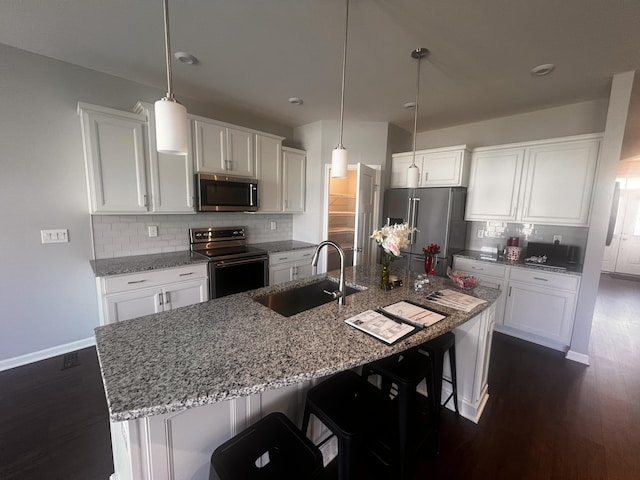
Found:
[212,260,266,298]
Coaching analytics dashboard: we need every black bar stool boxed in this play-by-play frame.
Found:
[210,411,324,480]
[301,370,396,480]
[362,331,460,477]
[361,347,433,480]
[419,331,460,420]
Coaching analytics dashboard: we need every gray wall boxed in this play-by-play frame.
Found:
[0,44,292,367]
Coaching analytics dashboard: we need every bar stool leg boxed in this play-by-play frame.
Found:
[447,344,460,418]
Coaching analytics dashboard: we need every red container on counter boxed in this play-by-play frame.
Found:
[507,236,519,247]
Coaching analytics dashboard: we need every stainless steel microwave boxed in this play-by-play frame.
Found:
[196,174,258,212]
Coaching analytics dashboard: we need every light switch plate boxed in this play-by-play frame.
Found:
[553,234,562,244]
[41,229,69,244]
[270,221,277,230]
[148,225,158,237]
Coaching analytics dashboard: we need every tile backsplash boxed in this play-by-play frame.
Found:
[466,221,589,263]
[91,213,293,259]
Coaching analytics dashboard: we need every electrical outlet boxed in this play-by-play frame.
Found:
[270,221,277,230]
[148,225,158,237]
[41,229,69,244]
[553,234,562,244]
[477,229,484,239]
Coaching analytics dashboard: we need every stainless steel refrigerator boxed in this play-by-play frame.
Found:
[383,187,468,275]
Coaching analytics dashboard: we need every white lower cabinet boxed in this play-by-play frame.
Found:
[502,267,579,349]
[268,248,315,285]
[453,256,580,351]
[97,265,208,325]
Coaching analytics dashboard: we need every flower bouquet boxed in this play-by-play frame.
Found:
[371,223,414,288]
[422,243,441,275]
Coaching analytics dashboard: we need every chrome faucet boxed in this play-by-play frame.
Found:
[311,240,346,305]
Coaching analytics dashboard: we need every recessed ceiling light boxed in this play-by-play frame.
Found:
[404,102,416,110]
[174,52,198,65]
[288,97,304,105]
[530,63,555,77]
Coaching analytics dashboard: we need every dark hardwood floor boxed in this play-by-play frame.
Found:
[1,273,638,480]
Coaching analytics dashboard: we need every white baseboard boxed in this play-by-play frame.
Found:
[565,350,590,365]
[0,336,96,372]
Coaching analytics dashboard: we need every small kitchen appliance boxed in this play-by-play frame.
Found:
[190,226,268,298]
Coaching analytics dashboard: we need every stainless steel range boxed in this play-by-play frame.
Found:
[190,226,268,299]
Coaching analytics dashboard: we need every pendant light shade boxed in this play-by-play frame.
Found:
[155,99,188,154]
[407,47,429,188]
[331,0,351,179]
[155,0,188,155]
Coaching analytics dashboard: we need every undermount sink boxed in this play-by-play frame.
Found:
[255,278,365,317]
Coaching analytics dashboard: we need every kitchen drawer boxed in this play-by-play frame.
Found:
[453,257,507,278]
[269,248,315,266]
[509,267,579,292]
[103,264,208,294]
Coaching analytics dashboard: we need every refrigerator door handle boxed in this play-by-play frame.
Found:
[409,197,419,244]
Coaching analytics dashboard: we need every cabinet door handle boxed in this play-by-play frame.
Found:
[159,293,164,306]
[127,279,146,284]
[165,291,171,304]
[533,277,549,282]
[143,194,149,207]
[524,207,528,218]
[179,272,194,276]
[508,286,512,296]
[424,171,428,183]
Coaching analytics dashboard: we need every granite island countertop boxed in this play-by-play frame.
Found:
[95,264,500,422]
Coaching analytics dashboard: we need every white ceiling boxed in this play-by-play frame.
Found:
[1,0,640,133]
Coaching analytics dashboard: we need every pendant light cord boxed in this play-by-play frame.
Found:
[411,49,423,168]
[337,0,350,148]
[162,0,175,101]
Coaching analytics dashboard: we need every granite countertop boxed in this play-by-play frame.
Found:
[90,251,209,277]
[251,240,317,254]
[95,264,500,422]
[90,241,317,277]
[455,250,583,275]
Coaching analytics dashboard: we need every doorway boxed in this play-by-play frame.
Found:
[602,175,640,276]
[323,163,380,272]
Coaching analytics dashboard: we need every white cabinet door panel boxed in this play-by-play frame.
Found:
[227,127,255,177]
[465,148,525,221]
[504,282,576,345]
[283,148,306,212]
[80,108,148,213]
[256,134,282,212]
[193,119,226,173]
[521,139,599,225]
[105,288,162,323]
[165,279,208,310]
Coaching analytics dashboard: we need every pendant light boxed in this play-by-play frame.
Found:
[154,0,188,155]
[331,0,351,179]
[407,47,429,188]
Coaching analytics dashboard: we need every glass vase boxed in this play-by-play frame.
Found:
[380,253,391,289]
[424,255,438,276]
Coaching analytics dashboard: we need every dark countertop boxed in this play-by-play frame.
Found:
[454,250,582,275]
[94,264,500,422]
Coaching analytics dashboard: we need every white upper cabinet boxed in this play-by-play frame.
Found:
[520,139,600,225]
[192,116,255,177]
[134,102,194,213]
[465,134,601,226]
[390,145,470,188]
[255,134,283,213]
[79,102,195,214]
[465,147,525,221]
[79,103,149,213]
[282,147,306,213]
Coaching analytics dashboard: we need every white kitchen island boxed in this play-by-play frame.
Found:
[95,264,500,480]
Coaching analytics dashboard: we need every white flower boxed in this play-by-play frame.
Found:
[370,223,415,258]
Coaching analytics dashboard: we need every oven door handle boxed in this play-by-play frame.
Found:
[213,256,268,268]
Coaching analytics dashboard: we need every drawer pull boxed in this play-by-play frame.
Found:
[127,279,146,284]
[533,277,549,282]
[278,257,289,261]
[179,272,194,276]
[302,253,312,257]
[472,266,483,271]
